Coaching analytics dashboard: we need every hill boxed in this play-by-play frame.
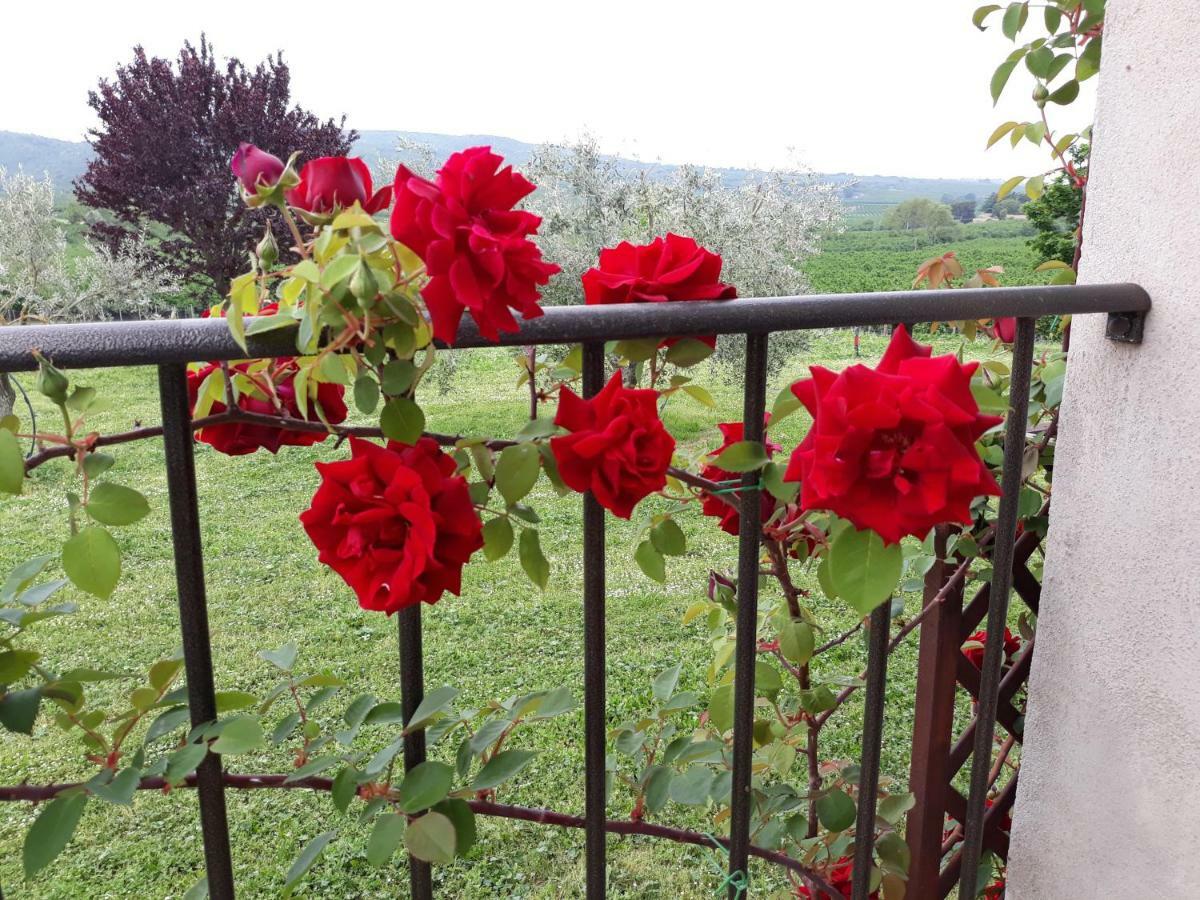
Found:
[0,128,1001,211]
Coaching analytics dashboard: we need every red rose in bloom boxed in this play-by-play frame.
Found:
[390,146,560,345]
[582,233,737,348]
[286,156,392,214]
[187,359,348,456]
[300,437,483,614]
[794,857,878,899]
[230,143,284,193]
[550,372,675,519]
[962,627,1022,670]
[784,327,1002,545]
[699,421,782,535]
[988,317,1017,343]
[188,304,348,455]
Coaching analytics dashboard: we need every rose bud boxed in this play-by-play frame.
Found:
[230,143,285,194]
[256,225,279,268]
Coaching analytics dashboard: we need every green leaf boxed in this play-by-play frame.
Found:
[708,683,734,733]
[664,338,714,367]
[713,441,769,472]
[985,121,1017,149]
[815,788,857,832]
[1077,37,1102,81]
[0,687,41,734]
[482,516,514,562]
[380,359,416,395]
[635,540,666,583]
[405,685,460,732]
[779,621,815,666]
[650,519,686,557]
[761,461,799,504]
[353,375,379,415]
[828,527,903,616]
[259,642,298,672]
[1024,46,1054,78]
[877,831,911,875]
[495,443,541,505]
[1,555,54,602]
[149,658,183,691]
[643,765,673,813]
[320,254,360,290]
[0,428,23,495]
[769,385,802,424]
[1001,2,1028,40]
[0,649,39,683]
[434,799,477,855]
[404,811,456,864]
[652,663,683,704]
[366,814,406,866]
[878,792,916,825]
[990,59,1019,104]
[145,706,190,744]
[62,526,121,599]
[669,766,714,805]
[291,260,321,282]
[518,528,550,590]
[1044,4,1062,32]
[183,876,209,900]
[380,397,425,446]
[473,749,536,791]
[1025,174,1045,201]
[397,761,454,813]
[972,4,1002,30]
[331,766,360,812]
[90,766,141,805]
[283,831,336,897]
[210,715,265,755]
[1049,79,1080,105]
[997,175,1025,202]
[165,742,208,784]
[23,792,87,878]
[681,384,715,407]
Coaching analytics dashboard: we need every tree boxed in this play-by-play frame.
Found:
[76,37,354,298]
[882,198,955,244]
[951,199,977,223]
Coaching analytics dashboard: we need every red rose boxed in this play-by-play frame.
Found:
[300,437,483,614]
[582,233,736,348]
[550,372,675,519]
[962,627,1021,670]
[988,317,1017,343]
[230,143,284,193]
[189,304,347,455]
[286,156,392,215]
[794,857,878,899]
[699,420,782,536]
[390,146,560,345]
[783,326,1002,545]
[187,357,348,456]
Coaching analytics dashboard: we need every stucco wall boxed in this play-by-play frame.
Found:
[1006,1,1200,896]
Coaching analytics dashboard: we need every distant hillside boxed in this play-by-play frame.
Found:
[0,128,1000,211]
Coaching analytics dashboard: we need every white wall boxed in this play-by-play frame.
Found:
[1007,1,1200,896]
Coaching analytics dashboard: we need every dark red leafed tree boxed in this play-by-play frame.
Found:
[76,37,355,298]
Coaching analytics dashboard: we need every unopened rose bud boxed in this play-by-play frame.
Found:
[34,353,69,405]
[1033,84,1049,108]
[230,143,285,193]
[256,226,279,267]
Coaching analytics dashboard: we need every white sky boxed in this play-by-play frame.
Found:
[1,0,1094,179]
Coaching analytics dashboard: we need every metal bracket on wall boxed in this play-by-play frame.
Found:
[1106,309,1147,343]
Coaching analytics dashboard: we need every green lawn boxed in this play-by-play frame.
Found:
[0,330,1007,898]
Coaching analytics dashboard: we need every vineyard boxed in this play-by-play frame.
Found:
[805,220,1049,295]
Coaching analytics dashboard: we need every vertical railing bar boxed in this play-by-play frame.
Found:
[729,332,769,898]
[157,363,236,900]
[398,605,433,898]
[582,341,607,899]
[850,599,892,899]
[956,316,1036,896]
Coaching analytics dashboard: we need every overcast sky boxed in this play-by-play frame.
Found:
[3,0,1094,179]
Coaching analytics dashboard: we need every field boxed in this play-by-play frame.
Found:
[0,325,1019,899]
[804,219,1047,295]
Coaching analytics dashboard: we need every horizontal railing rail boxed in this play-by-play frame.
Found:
[0,284,1150,371]
[0,283,1150,900]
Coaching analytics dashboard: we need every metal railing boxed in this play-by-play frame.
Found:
[0,284,1150,899]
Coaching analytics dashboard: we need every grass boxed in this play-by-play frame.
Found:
[0,328,1016,899]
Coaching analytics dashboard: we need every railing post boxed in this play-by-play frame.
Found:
[729,333,769,897]
[157,363,236,900]
[582,342,607,898]
[906,526,964,897]
[851,601,892,900]
[398,604,433,899]
[957,317,1036,896]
